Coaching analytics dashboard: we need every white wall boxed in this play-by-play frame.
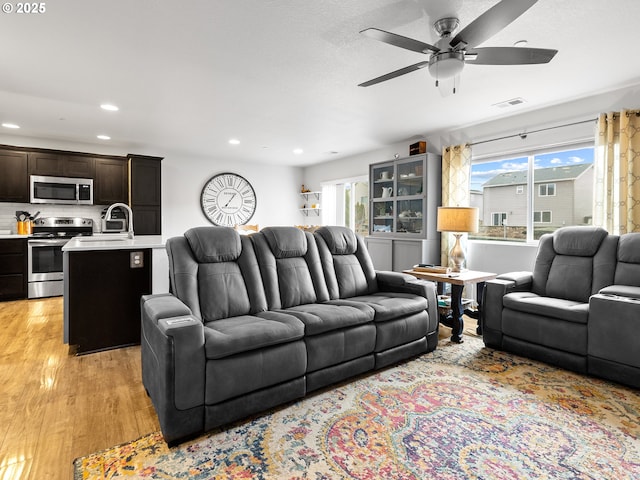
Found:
[467,241,538,275]
[161,152,303,238]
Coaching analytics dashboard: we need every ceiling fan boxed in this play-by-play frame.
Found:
[358,0,557,91]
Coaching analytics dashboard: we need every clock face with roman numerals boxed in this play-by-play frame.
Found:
[200,173,257,226]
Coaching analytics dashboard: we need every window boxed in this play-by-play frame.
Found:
[322,178,368,236]
[491,212,507,226]
[533,211,552,223]
[471,145,594,242]
[344,181,369,236]
[538,183,556,196]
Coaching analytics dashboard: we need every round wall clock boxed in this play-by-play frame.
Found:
[200,172,257,226]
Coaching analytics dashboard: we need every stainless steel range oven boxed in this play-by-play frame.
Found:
[28,217,93,299]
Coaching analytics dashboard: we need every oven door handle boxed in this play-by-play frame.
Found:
[28,239,69,247]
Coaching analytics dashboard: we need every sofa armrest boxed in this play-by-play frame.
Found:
[141,294,205,411]
[496,271,533,289]
[598,285,640,300]
[483,278,521,335]
[142,292,193,324]
[141,294,206,442]
[376,270,439,330]
[589,292,640,370]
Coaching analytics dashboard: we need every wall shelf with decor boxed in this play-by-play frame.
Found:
[300,191,321,216]
[367,153,442,271]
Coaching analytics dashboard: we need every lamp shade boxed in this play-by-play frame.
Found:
[437,206,479,233]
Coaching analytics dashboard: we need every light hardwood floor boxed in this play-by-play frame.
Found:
[0,296,478,479]
[0,297,159,479]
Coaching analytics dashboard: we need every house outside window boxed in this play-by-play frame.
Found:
[534,211,552,223]
[470,145,594,242]
[538,183,556,196]
[491,212,507,226]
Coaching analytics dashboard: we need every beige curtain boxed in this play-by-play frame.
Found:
[593,110,640,234]
[441,143,472,266]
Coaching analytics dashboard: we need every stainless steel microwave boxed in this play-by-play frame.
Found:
[30,175,93,205]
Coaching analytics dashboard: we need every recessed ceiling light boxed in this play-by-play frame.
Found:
[100,104,119,112]
[2,123,20,129]
[513,40,528,47]
[293,148,304,155]
[97,134,111,140]
[228,138,240,145]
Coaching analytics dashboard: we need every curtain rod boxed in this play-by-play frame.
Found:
[470,118,596,147]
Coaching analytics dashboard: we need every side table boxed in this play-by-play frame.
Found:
[403,269,497,343]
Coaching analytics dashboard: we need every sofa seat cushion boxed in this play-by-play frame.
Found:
[503,291,589,324]
[204,311,304,360]
[205,340,306,404]
[375,311,429,351]
[306,324,376,372]
[331,293,427,322]
[280,302,374,336]
[502,309,587,356]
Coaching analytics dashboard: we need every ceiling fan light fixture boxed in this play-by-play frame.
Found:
[433,17,459,37]
[428,51,465,79]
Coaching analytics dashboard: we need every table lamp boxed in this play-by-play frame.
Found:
[437,206,479,272]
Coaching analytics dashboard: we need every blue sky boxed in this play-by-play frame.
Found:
[470,147,594,191]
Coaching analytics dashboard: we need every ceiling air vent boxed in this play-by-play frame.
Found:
[493,97,526,108]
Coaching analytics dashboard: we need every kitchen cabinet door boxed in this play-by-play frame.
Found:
[94,158,128,205]
[0,239,27,300]
[129,155,162,234]
[28,152,95,178]
[0,150,28,202]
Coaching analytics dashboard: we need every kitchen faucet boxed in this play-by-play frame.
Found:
[105,202,134,239]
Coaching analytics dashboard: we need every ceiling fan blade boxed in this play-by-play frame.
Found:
[450,0,538,50]
[465,47,557,65]
[358,61,429,87]
[360,28,439,54]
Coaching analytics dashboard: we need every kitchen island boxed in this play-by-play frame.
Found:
[62,234,166,354]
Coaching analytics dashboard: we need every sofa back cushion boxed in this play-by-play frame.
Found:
[166,227,267,322]
[252,226,329,309]
[314,226,378,299]
[532,226,617,302]
[615,233,640,286]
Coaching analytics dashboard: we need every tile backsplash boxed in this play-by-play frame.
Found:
[0,203,108,234]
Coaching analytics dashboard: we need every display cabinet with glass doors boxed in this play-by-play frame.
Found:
[367,153,442,271]
[370,153,441,239]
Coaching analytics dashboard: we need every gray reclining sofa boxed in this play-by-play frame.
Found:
[141,225,438,444]
[483,226,640,389]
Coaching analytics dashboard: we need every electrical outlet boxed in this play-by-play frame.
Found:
[130,251,144,268]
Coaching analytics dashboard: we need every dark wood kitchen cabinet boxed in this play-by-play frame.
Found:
[0,238,27,301]
[65,248,152,354]
[129,155,163,234]
[0,150,28,202]
[28,152,95,178]
[94,158,128,205]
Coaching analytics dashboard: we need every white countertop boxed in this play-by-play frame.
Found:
[62,234,165,251]
[0,234,28,239]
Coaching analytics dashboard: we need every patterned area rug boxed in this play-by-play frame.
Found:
[74,335,640,479]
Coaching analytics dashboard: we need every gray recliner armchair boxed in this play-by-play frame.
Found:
[483,226,618,373]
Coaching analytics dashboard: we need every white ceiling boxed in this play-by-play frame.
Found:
[1,0,640,166]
